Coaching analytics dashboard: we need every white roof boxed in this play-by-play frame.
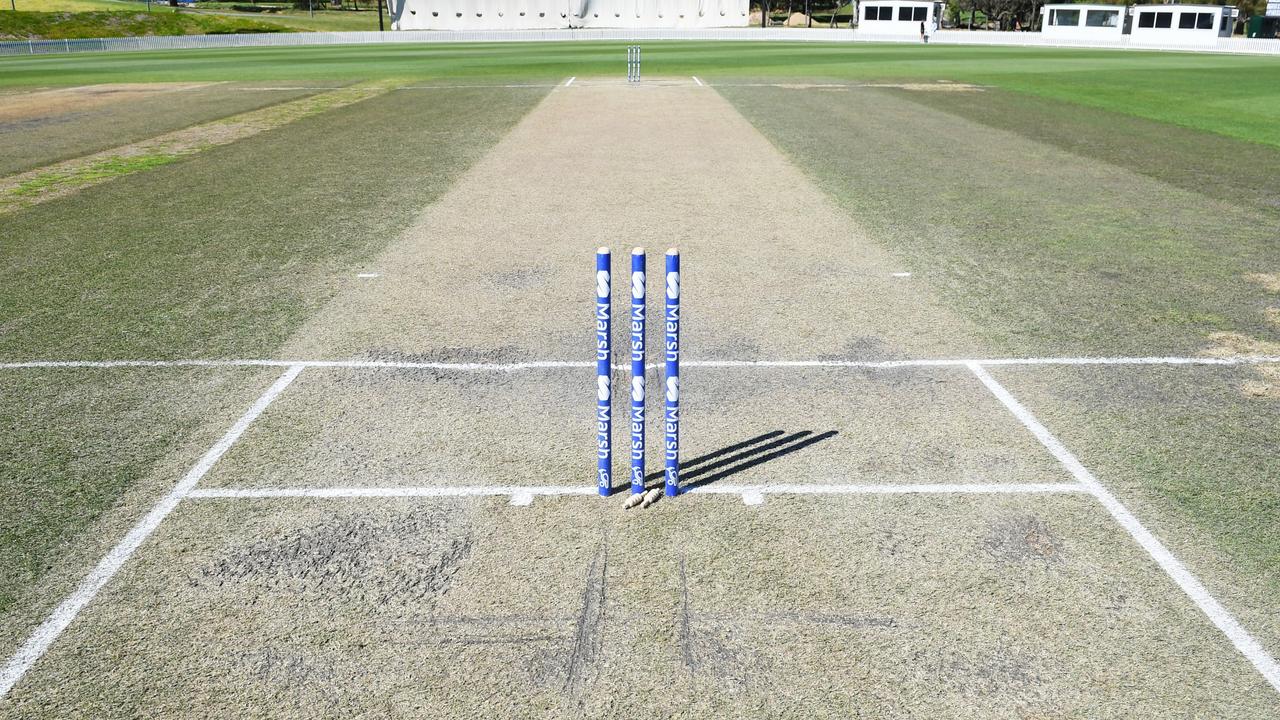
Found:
[1042,3,1124,9]
[1132,3,1230,9]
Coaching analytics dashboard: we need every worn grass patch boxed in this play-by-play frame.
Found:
[719,84,1280,357]
[0,85,547,360]
[989,363,1280,657]
[10,152,177,195]
[0,81,392,212]
[0,82,320,176]
[0,367,273,621]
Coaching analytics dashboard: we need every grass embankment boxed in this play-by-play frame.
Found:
[1,0,388,36]
[186,4,388,32]
[0,86,548,628]
[5,0,134,11]
[0,9,286,38]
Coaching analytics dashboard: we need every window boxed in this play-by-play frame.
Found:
[1155,11,1172,27]
[1051,9,1080,26]
[913,6,927,20]
[1138,11,1154,27]
[1197,12,1214,29]
[898,6,912,20]
[1178,12,1196,28]
[864,5,880,20]
[1085,9,1118,27]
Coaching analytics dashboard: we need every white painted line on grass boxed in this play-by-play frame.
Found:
[0,365,305,699]
[188,486,597,499]
[356,273,380,278]
[187,482,1084,504]
[565,77,576,87]
[692,76,704,86]
[968,362,1280,695]
[1,355,1277,372]
[689,482,1087,503]
[891,272,912,278]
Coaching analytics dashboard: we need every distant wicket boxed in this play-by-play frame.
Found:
[627,45,641,83]
[596,248,612,497]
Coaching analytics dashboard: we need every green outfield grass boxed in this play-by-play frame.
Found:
[2,43,1280,147]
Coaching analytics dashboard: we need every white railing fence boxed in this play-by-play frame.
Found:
[1,27,1277,57]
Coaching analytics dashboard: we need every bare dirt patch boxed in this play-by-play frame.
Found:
[0,82,395,214]
[868,82,983,92]
[775,83,849,90]
[1202,332,1280,397]
[1246,273,1280,294]
[0,83,212,124]
[1242,364,1280,400]
[982,513,1064,564]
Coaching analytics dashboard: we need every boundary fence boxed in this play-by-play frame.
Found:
[2,27,1279,57]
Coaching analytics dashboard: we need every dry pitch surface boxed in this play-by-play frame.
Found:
[3,79,1280,718]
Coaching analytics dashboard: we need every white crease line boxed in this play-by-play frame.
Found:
[690,482,1087,497]
[1,356,1277,371]
[968,362,1280,695]
[187,482,1084,502]
[692,76,704,86]
[188,486,597,499]
[564,76,575,87]
[0,365,305,699]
